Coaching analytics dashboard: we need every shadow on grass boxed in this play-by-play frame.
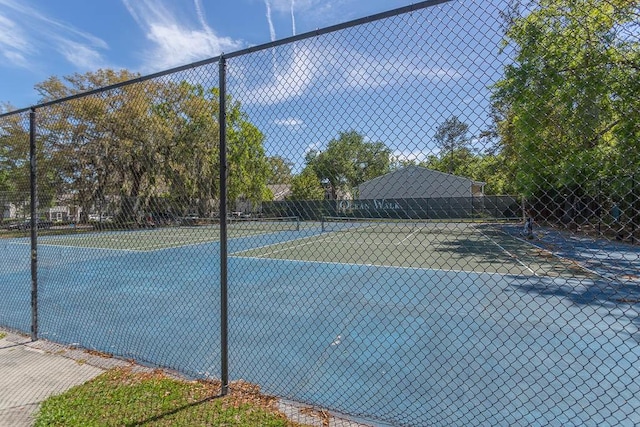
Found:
[125,394,223,427]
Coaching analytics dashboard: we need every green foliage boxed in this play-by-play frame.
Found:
[422,115,518,195]
[0,109,59,209]
[227,116,270,206]
[433,116,470,174]
[422,148,517,195]
[305,130,391,199]
[267,156,294,184]
[492,0,639,198]
[289,168,325,200]
[29,70,271,220]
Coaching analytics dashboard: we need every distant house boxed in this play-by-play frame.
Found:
[268,184,291,201]
[46,205,81,222]
[2,203,16,219]
[358,165,485,199]
[341,166,488,219]
[233,184,292,215]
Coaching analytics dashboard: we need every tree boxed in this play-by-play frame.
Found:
[267,156,293,184]
[226,98,271,209]
[36,69,167,222]
[306,130,392,199]
[0,107,59,213]
[433,116,469,174]
[154,82,221,217]
[0,110,28,193]
[289,167,325,200]
[422,148,516,195]
[492,0,639,204]
[33,69,272,221]
[0,111,29,218]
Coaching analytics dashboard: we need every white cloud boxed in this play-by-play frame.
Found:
[0,14,31,67]
[0,0,109,70]
[0,14,29,50]
[264,0,276,42]
[304,141,323,155]
[275,0,355,28]
[265,0,307,37]
[290,0,296,36]
[269,0,313,14]
[122,0,244,72]
[234,41,461,107]
[232,45,316,105]
[274,117,305,129]
[2,49,27,67]
[57,40,108,71]
[393,148,434,164]
[193,0,216,42]
[342,50,464,91]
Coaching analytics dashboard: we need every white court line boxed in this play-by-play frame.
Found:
[14,237,217,252]
[132,239,216,251]
[230,254,529,278]
[509,232,616,283]
[395,228,420,245]
[472,224,537,276]
[230,232,336,257]
[233,227,540,277]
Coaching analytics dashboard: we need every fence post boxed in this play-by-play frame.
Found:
[633,173,637,244]
[29,108,38,341]
[597,178,602,234]
[219,56,229,396]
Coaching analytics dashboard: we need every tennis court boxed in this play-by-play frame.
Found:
[26,216,302,251]
[234,218,598,279]
[1,218,639,425]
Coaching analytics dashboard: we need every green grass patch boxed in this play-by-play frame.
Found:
[0,332,6,340]
[35,368,309,426]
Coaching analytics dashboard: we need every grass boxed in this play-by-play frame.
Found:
[0,332,6,339]
[35,367,312,427]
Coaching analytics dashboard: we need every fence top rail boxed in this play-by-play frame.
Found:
[0,0,451,119]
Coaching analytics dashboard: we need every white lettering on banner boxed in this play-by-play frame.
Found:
[337,200,351,212]
[373,199,401,210]
[337,199,401,212]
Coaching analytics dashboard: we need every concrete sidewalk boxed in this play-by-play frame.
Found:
[0,330,129,426]
[0,329,375,427]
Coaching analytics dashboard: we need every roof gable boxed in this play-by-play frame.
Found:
[362,165,482,187]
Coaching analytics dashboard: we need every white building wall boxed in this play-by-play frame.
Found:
[2,204,16,219]
[358,166,479,199]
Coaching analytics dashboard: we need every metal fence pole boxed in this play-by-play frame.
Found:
[29,108,38,341]
[633,173,637,244]
[219,56,229,396]
[598,178,602,235]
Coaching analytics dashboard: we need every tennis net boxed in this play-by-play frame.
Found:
[227,216,300,232]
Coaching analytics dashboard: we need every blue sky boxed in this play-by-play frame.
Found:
[0,0,511,172]
[0,0,426,109]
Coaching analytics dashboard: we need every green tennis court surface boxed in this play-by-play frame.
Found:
[29,219,594,279]
[34,217,302,252]
[233,219,597,279]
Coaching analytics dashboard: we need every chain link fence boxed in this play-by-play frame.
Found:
[1,0,639,425]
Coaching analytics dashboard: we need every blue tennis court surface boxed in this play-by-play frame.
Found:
[1,226,639,426]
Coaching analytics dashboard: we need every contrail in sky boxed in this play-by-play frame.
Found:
[264,0,276,41]
[290,0,296,36]
[194,0,215,47]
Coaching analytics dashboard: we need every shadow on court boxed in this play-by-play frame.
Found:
[500,224,640,284]
[2,228,640,426]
